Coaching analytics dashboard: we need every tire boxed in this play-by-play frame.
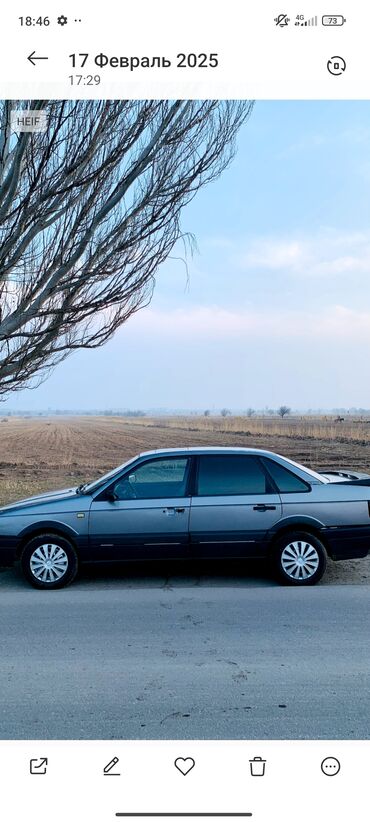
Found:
[272,531,327,586]
[21,533,78,589]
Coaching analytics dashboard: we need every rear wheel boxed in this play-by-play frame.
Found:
[273,531,327,586]
[21,533,78,589]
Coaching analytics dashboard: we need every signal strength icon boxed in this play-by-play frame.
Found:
[295,15,318,25]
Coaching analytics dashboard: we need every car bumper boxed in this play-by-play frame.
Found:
[323,526,370,560]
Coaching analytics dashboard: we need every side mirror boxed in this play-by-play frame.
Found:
[105,488,118,503]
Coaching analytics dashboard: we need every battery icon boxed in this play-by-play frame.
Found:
[322,15,346,25]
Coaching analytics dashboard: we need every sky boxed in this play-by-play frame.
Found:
[7,100,370,411]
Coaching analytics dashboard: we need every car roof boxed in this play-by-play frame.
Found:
[138,446,278,457]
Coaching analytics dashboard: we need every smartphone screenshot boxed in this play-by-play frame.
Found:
[0,1,369,819]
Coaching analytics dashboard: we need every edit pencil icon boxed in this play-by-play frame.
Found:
[104,757,120,776]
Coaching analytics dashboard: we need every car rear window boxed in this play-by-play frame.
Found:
[262,458,310,493]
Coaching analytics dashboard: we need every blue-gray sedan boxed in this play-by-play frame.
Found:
[0,447,370,588]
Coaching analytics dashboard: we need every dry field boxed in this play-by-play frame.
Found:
[1,414,370,583]
[0,413,370,506]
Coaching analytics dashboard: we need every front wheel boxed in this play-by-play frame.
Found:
[21,533,78,589]
[273,531,327,586]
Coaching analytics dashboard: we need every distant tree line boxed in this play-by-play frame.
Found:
[202,407,292,418]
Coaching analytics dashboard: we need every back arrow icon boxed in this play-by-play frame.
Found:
[28,51,49,66]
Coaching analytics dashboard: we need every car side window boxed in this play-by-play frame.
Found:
[113,457,190,500]
[196,455,274,496]
[262,458,310,493]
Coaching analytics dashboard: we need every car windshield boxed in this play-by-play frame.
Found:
[79,457,137,494]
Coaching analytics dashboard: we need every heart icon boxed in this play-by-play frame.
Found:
[174,757,195,776]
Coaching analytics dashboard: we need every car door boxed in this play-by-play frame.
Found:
[261,455,370,534]
[189,454,282,558]
[88,455,192,560]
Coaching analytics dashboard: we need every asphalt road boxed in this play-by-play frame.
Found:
[0,561,369,740]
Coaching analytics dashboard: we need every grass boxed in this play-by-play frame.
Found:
[117,414,370,445]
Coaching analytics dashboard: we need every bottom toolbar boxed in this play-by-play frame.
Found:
[0,740,367,821]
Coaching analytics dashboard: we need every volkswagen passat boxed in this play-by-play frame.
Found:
[1,447,370,589]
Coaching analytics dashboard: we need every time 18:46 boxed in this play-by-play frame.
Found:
[19,16,50,25]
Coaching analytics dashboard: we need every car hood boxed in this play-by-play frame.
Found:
[0,486,81,513]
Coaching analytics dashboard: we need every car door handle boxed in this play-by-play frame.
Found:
[162,507,186,515]
[253,504,277,512]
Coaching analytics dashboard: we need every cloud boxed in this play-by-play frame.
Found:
[126,304,370,343]
[237,240,305,271]
[233,230,370,279]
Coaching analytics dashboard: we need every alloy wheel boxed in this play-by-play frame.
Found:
[29,543,69,583]
[281,540,320,580]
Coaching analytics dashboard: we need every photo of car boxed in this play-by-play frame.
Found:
[2,446,370,589]
[1,90,370,748]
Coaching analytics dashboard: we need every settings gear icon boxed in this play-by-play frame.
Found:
[57,15,68,25]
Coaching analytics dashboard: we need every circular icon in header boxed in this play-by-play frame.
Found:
[327,56,346,75]
[321,757,341,776]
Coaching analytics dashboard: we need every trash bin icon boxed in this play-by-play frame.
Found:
[249,756,266,776]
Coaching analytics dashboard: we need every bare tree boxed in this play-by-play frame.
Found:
[204,409,211,417]
[246,407,255,417]
[277,406,291,418]
[220,408,231,417]
[0,99,253,395]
